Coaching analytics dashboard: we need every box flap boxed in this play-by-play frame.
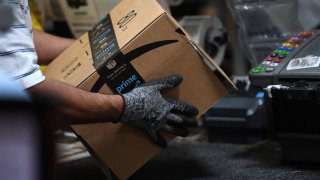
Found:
[190,41,237,89]
[166,14,236,89]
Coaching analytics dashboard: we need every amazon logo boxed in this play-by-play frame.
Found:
[90,39,178,93]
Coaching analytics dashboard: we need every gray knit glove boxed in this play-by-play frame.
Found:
[117,75,199,148]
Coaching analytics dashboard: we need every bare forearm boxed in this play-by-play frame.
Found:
[33,30,75,65]
[28,78,124,124]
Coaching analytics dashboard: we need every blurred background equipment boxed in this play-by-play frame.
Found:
[157,0,171,13]
[167,0,184,6]
[297,0,320,30]
[33,0,173,38]
[226,0,303,67]
[249,31,320,162]
[203,82,267,144]
[66,0,87,9]
[57,0,101,38]
[180,15,228,66]
[222,0,320,163]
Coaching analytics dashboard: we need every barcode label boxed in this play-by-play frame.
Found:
[287,55,320,70]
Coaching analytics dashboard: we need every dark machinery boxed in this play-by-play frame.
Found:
[249,31,320,162]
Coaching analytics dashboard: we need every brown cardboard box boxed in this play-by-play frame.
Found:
[44,0,234,179]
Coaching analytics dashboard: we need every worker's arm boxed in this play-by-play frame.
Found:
[28,77,124,124]
[33,29,75,65]
[28,74,198,147]
[31,30,124,124]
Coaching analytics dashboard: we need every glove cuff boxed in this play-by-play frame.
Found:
[112,93,126,123]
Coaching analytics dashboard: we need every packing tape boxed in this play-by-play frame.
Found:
[180,15,227,66]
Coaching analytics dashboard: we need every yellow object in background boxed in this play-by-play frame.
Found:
[30,0,46,70]
[40,66,47,72]
[31,12,43,31]
[30,0,43,31]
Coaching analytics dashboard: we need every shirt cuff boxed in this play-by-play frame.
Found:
[13,67,46,89]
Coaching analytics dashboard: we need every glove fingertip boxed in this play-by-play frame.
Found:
[159,74,183,89]
[184,105,199,116]
[168,74,183,86]
[155,132,168,148]
[179,129,189,137]
[163,124,190,137]
[186,119,198,127]
[147,131,168,148]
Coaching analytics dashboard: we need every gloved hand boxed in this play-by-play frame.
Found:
[115,75,199,148]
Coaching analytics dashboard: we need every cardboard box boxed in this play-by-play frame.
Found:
[44,0,234,179]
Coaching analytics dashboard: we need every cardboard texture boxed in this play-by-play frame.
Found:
[44,0,234,179]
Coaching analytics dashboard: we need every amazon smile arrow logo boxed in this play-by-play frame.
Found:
[90,39,178,93]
